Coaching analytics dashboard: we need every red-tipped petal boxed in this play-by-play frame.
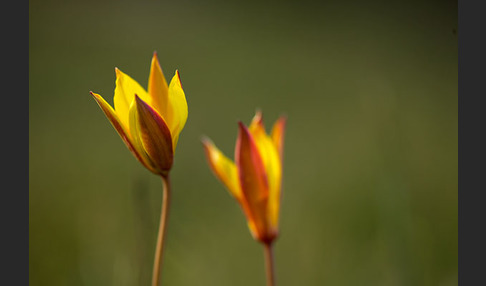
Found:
[134,95,174,176]
[271,115,287,162]
[236,122,271,241]
[167,70,188,150]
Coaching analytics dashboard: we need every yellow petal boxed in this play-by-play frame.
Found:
[148,52,170,121]
[248,113,282,229]
[271,116,287,161]
[167,70,188,150]
[113,68,151,130]
[269,116,286,229]
[201,137,242,200]
[90,91,157,173]
[249,111,278,175]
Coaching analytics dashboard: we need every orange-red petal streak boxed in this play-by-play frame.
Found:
[271,116,287,162]
[236,122,271,241]
[133,95,174,176]
[90,91,157,173]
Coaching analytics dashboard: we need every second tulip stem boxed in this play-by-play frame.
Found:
[152,175,171,286]
[263,241,276,286]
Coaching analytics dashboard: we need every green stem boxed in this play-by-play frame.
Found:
[263,242,276,286]
[151,175,171,286]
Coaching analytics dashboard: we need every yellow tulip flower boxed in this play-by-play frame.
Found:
[90,52,188,177]
[202,111,286,244]
[90,52,187,286]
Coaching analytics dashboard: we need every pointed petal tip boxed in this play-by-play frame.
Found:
[200,135,213,146]
[174,70,183,89]
[255,109,263,118]
[152,51,160,64]
[278,116,288,132]
[89,91,97,100]
[237,121,253,138]
[134,94,154,116]
[201,136,216,157]
[251,109,264,126]
[90,91,102,101]
[134,94,150,111]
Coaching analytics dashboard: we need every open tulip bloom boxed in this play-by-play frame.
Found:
[90,52,187,286]
[90,52,187,177]
[202,111,286,286]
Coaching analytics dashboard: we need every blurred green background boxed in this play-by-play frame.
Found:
[29,0,457,285]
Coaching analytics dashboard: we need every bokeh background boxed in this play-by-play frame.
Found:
[29,0,457,285]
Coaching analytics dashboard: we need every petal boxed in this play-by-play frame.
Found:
[269,116,286,228]
[248,111,280,176]
[130,95,174,176]
[148,52,170,121]
[113,68,151,130]
[248,112,282,229]
[201,136,242,200]
[236,122,271,241]
[249,109,263,127]
[90,91,157,173]
[202,135,263,242]
[271,116,287,162]
[167,70,188,150]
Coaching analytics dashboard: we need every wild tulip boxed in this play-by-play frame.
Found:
[202,111,286,286]
[90,52,187,286]
[90,52,187,177]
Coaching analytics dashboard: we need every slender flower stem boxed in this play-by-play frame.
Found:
[263,242,276,286]
[152,175,171,286]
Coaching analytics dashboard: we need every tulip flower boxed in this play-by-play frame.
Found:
[90,52,187,286]
[202,111,286,286]
[90,53,187,177]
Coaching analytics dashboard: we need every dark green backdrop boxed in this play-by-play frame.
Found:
[30,0,457,285]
